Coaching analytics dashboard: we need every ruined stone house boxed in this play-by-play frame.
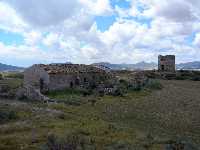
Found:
[24,64,112,93]
[158,55,175,72]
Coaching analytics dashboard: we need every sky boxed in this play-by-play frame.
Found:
[0,0,200,67]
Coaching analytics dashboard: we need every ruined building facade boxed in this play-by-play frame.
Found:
[24,64,112,93]
[158,55,175,72]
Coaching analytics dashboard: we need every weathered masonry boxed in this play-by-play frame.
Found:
[24,64,111,92]
[158,55,175,72]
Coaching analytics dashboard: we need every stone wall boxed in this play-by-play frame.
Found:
[48,74,75,91]
[16,85,49,101]
[24,65,50,91]
[24,64,112,93]
[48,72,111,91]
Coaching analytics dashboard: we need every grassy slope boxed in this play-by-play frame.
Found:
[0,72,23,89]
[0,80,200,149]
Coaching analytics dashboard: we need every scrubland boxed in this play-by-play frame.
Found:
[0,72,200,150]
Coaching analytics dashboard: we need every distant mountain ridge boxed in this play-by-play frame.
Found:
[92,62,158,70]
[93,61,200,70]
[176,61,200,70]
[0,61,200,71]
[0,63,24,71]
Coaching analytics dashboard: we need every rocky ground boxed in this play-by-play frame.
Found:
[0,79,200,150]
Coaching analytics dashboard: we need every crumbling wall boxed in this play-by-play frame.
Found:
[48,72,111,91]
[24,65,50,91]
[48,74,75,90]
[158,55,175,72]
[16,85,49,102]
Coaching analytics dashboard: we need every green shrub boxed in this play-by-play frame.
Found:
[119,79,129,87]
[176,71,197,80]
[129,86,142,91]
[42,133,83,150]
[175,75,189,80]
[46,88,92,105]
[0,84,10,92]
[47,88,82,98]
[146,80,163,90]
[112,88,124,96]
[191,76,200,81]
[112,81,129,96]
[0,108,18,123]
[80,88,93,96]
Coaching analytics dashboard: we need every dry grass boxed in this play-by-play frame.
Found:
[0,79,200,149]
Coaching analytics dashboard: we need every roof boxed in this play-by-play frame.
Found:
[34,64,107,74]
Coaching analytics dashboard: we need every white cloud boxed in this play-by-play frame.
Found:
[147,0,197,22]
[5,0,79,27]
[24,31,42,46]
[0,0,200,66]
[0,1,27,32]
[193,32,200,47]
[43,33,59,47]
[80,0,113,16]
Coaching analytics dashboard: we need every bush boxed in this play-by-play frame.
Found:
[80,88,93,96]
[112,88,124,96]
[42,133,83,150]
[0,84,10,92]
[129,86,142,91]
[0,108,18,123]
[191,76,200,81]
[175,76,189,80]
[112,81,129,96]
[119,79,129,87]
[146,80,163,90]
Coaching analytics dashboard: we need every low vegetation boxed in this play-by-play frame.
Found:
[0,70,200,149]
[145,70,200,81]
[0,106,18,124]
[42,133,85,150]
[2,72,24,79]
[145,79,163,90]
[0,72,23,89]
[0,72,23,99]
[46,88,92,106]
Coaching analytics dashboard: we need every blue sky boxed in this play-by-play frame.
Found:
[0,0,200,67]
[0,29,24,46]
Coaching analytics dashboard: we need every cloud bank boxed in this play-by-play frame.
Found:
[0,0,200,66]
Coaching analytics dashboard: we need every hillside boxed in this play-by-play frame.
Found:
[0,63,24,72]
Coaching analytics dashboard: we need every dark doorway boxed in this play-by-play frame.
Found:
[161,65,165,71]
[70,82,74,88]
[40,78,44,90]
[92,75,95,80]
[75,78,80,86]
